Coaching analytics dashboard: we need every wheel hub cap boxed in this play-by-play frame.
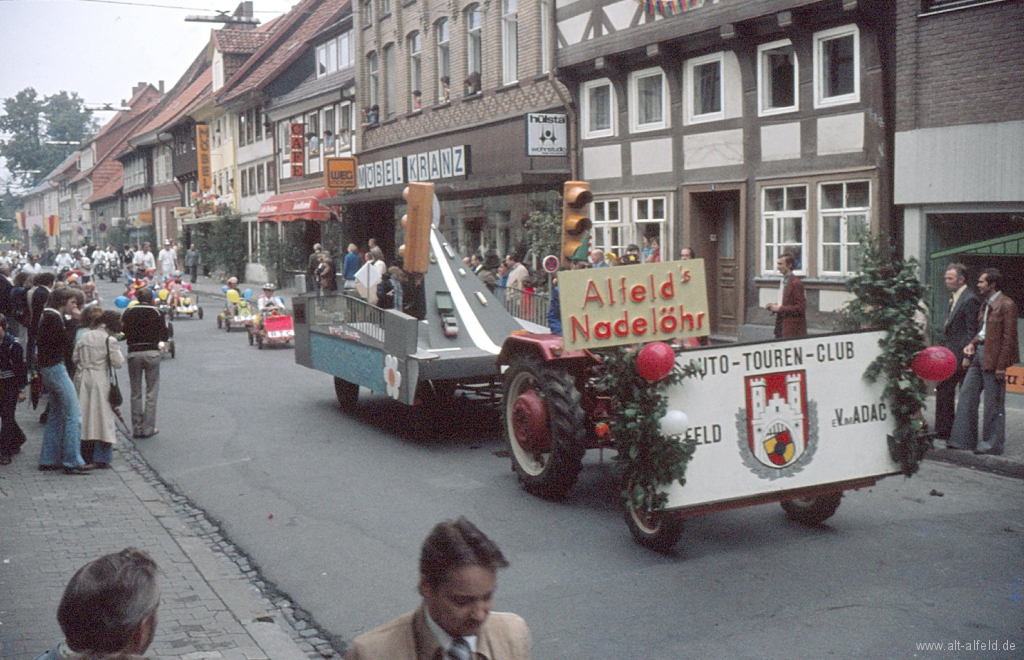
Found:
[511,389,551,453]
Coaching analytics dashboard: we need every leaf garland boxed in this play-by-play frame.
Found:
[837,233,931,476]
[596,346,703,510]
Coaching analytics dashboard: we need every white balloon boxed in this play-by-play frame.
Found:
[659,410,689,437]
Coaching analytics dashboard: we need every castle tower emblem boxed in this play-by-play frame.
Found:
[745,371,809,470]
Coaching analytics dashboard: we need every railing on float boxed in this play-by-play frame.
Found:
[308,292,386,343]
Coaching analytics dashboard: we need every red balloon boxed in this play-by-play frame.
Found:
[911,346,957,382]
[636,342,676,382]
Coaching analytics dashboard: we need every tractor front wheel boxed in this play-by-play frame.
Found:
[502,355,586,500]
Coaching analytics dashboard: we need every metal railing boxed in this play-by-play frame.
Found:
[308,293,386,343]
[494,286,550,328]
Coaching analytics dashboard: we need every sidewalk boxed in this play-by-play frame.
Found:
[0,411,322,660]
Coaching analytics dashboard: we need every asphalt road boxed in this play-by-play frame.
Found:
[101,280,1024,659]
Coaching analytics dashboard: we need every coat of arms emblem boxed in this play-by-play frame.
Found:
[736,370,818,479]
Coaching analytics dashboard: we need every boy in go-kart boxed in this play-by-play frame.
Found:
[256,283,285,328]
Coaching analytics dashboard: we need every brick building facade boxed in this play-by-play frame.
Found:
[894,0,1024,325]
[342,0,569,264]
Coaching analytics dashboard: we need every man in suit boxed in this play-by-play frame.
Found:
[949,268,1020,455]
[346,517,531,660]
[765,253,806,338]
[934,263,982,439]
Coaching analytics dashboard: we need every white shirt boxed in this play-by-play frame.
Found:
[133,250,156,271]
[257,294,284,311]
[21,262,41,274]
[978,291,1001,342]
[157,248,177,273]
[55,252,74,269]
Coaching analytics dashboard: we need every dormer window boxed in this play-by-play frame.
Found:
[316,31,354,79]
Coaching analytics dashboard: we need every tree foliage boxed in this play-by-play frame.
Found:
[190,213,248,280]
[837,232,931,476]
[523,197,562,266]
[0,88,97,189]
[31,225,47,253]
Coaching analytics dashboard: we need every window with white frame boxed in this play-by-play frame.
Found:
[379,0,390,17]
[814,25,859,108]
[758,39,798,115]
[367,52,379,109]
[685,52,723,124]
[540,0,552,74]
[322,106,336,155]
[582,79,615,139]
[761,185,807,274]
[383,43,396,119]
[465,5,482,94]
[436,19,450,102]
[408,32,422,110]
[501,0,518,85]
[819,180,868,276]
[362,0,372,26]
[630,67,668,133]
[591,199,626,257]
[339,32,353,69]
[634,196,667,261]
[278,122,291,180]
[338,103,352,148]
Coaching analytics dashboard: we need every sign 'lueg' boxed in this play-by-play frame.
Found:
[558,260,711,350]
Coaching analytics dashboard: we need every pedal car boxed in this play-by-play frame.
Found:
[170,289,202,320]
[249,309,294,349]
[217,299,256,332]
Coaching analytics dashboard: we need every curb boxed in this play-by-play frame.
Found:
[925,447,1024,480]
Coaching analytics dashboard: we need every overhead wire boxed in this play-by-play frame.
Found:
[0,0,286,13]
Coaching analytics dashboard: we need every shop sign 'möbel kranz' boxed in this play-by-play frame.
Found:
[558,260,710,350]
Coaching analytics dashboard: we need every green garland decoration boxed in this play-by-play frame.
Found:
[596,346,703,510]
[838,233,931,476]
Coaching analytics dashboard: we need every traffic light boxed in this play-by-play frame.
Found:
[401,182,434,274]
[561,181,593,263]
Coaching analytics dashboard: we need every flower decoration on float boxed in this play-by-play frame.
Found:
[383,354,402,400]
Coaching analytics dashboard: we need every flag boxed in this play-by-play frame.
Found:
[46,215,59,237]
[15,211,25,230]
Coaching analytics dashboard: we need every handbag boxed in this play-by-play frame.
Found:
[106,337,123,409]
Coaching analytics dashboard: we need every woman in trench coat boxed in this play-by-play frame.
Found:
[73,310,124,468]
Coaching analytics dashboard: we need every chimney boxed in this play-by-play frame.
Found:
[159,80,165,94]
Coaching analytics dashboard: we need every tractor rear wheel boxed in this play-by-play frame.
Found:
[781,492,843,525]
[503,355,586,500]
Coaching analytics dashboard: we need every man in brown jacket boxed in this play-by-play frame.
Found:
[346,517,531,660]
[765,253,807,338]
[948,268,1020,455]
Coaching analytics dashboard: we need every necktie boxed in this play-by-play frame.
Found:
[448,637,473,660]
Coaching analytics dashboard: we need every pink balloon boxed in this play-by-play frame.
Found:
[636,342,676,382]
[911,346,957,382]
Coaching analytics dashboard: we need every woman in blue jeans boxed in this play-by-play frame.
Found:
[35,287,90,474]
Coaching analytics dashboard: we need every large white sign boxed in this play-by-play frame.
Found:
[526,113,567,157]
[662,331,900,510]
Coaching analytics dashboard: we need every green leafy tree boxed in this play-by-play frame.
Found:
[31,225,47,253]
[524,207,561,265]
[837,232,931,476]
[0,88,96,189]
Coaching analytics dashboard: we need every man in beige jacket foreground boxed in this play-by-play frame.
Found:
[346,517,531,660]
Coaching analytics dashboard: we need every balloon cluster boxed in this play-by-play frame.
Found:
[634,341,690,438]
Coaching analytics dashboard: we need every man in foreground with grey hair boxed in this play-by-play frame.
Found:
[36,547,161,660]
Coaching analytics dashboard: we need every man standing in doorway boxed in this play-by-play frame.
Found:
[948,268,1019,455]
[765,253,806,338]
[933,263,981,441]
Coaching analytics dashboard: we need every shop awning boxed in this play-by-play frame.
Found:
[930,231,1024,260]
[257,189,335,222]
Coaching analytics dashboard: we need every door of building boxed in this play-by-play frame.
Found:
[688,189,742,336]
